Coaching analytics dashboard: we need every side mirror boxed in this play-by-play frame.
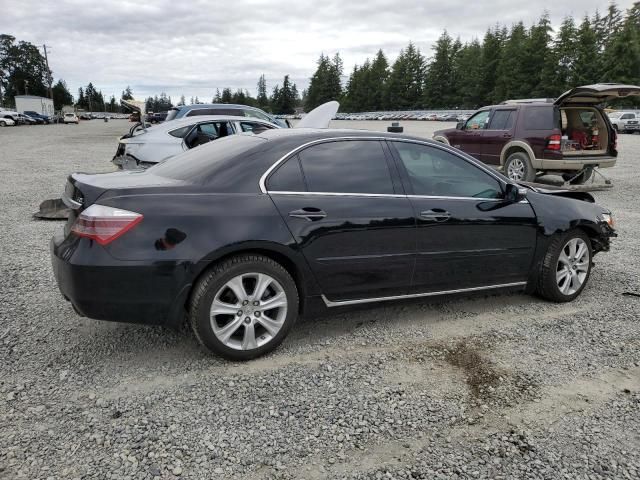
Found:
[505,183,528,203]
[456,121,464,130]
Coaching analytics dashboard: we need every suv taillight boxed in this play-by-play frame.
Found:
[71,204,143,245]
[546,134,562,151]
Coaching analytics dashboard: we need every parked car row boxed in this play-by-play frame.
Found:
[607,110,640,133]
[0,109,48,126]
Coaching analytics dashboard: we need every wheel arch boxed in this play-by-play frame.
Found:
[183,241,317,320]
[432,135,450,145]
[500,141,536,167]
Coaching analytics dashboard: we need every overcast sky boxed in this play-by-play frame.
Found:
[1,0,634,103]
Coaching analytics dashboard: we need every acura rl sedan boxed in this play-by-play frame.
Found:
[52,129,616,360]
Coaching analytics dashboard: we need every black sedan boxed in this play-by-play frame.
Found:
[52,129,616,360]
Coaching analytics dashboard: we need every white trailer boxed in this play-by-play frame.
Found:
[14,95,55,116]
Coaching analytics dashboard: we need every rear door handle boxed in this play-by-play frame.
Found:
[289,208,327,221]
[420,209,451,222]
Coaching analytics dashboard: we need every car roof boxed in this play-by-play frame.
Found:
[172,104,264,112]
[253,127,443,145]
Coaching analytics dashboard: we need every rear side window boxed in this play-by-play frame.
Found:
[267,155,305,191]
[168,126,191,138]
[298,140,394,194]
[523,106,556,130]
[242,109,272,122]
[488,110,515,130]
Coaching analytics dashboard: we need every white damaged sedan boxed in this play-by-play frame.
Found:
[112,115,281,169]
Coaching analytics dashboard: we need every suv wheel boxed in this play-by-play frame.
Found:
[536,230,592,302]
[189,254,299,360]
[504,152,535,182]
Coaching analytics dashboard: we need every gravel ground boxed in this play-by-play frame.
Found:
[0,120,639,480]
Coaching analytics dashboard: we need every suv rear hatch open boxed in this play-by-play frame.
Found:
[553,84,640,159]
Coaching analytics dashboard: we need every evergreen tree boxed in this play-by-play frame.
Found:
[271,75,297,114]
[305,53,343,110]
[384,42,424,109]
[525,14,556,97]
[221,88,232,103]
[423,32,459,108]
[494,22,529,101]
[51,79,73,110]
[257,74,269,110]
[554,17,578,93]
[572,16,600,85]
[368,50,389,110]
[121,86,133,100]
[178,94,186,106]
[478,27,504,104]
[453,39,483,108]
[212,88,221,103]
[601,10,640,86]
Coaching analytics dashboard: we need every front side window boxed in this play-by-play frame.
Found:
[298,140,394,194]
[392,142,502,199]
[465,111,490,130]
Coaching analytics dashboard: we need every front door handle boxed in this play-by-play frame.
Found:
[289,207,327,221]
[502,133,512,138]
[420,209,451,222]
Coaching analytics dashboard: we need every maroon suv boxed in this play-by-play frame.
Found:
[433,84,640,184]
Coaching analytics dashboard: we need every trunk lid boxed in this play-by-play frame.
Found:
[555,83,640,106]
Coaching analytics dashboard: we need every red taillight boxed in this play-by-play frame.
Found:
[546,134,562,151]
[71,204,143,245]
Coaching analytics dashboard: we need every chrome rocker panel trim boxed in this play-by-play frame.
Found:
[321,281,527,307]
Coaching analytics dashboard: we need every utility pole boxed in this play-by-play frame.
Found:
[42,44,53,99]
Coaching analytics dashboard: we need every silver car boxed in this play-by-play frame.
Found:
[112,115,280,169]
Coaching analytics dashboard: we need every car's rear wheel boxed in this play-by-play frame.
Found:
[504,152,535,182]
[0,120,6,127]
[189,255,299,360]
[536,230,592,302]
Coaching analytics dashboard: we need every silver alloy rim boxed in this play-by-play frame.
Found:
[507,158,525,180]
[210,273,288,350]
[556,238,589,295]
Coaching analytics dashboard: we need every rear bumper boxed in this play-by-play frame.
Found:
[50,234,190,327]
[537,156,616,170]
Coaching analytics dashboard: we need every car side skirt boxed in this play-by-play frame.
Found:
[321,281,527,307]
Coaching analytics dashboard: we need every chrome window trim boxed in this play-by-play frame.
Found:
[321,281,527,307]
[259,135,509,194]
[268,191,503,202]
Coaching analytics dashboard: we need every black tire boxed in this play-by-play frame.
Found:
[536,229,592,302]
[504,151,536,182]
[562,168,593,185]
[0,120,6,127]
[189,254,299,360]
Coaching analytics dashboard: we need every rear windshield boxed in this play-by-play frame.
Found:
[149,135,265,181]
[165,108,180,121]
[186,108,243,117]
[522,106,558,130]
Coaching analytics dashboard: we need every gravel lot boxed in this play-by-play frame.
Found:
[1,120,639,480]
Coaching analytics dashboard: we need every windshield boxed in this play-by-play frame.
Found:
[165,108,180,122]
[149,135,265,181]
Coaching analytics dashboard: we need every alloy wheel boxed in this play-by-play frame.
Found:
[556,238,589,295]
[507,158,525,181]
[209,273,288,350]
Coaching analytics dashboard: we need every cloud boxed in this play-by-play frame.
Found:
[1,0,632,102]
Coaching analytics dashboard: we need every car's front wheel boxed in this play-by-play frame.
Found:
[504,152,535,182]
[189,255,299,360]
[536,230,592,302]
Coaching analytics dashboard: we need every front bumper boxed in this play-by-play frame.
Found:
[50,234,190,327]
